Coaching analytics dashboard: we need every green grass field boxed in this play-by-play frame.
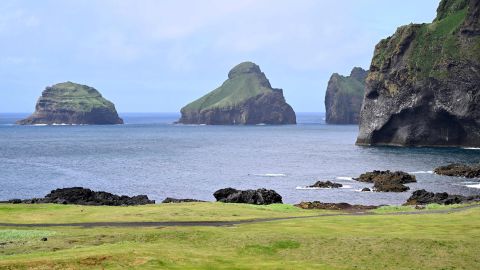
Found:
[1,203,479,269]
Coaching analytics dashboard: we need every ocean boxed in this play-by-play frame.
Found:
[1,113,479,205]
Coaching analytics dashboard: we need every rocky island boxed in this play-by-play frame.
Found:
[325,67,367,124]
[178,62,296,125]
[17,82,123,125]
[356,0,480,147]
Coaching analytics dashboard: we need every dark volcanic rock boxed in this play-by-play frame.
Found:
[354,170,416,192]
[325,67,367,124]
[373,180,410,192]
[405,189,480,205]
[355,170,416,184]
[434,163,480,178]
[213,188,282,205]
[308,181,343,188]
[356,0,480,147]
[161,198,205,203]
[295,201,377,211]
[12,187,154,206]
[17,82,123,125]
[178,62,296,125]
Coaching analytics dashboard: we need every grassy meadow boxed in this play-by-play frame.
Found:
[0,203,479,269]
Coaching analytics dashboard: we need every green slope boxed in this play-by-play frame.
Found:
[42,82,116,113]
[181,62,274,112]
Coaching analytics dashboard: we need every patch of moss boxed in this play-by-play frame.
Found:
[43,82,116,113]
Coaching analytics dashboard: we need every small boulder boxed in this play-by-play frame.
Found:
[361,188,371,192]
[295,201,377,211]
[354,170,416,184]
[308,181,343,188]
[354,170,416,192]
[162,198,205,203]
[373,179,410,192]
[213,188,282,205]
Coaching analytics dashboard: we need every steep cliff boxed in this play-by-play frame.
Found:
[325,67,367,124]
[17,82,123,125]
[357,0,480,147]
[178,62,296,125]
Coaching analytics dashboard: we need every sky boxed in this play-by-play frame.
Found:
[0,0,440,113]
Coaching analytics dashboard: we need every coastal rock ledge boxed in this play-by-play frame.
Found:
[17,82,123,125]
[178,62,296,125]
[356,0,480,147]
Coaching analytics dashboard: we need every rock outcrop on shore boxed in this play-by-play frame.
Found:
[308,181,343,188]
[354,170,416,192]
[295,201,377,211]
[405,189,480,205]
[213,188,282,205]
[17,82,123,125]
[178,62,296,125]
[6,187,154,206]
[356,0,480,147]
[325,67,367,124]
[434,163,480,178]
[162,198,205,203]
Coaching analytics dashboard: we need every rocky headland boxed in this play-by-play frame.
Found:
[356,0,480,147]
[213,188,283,205]
[325,67,367,124]
[17,82,123,125]
[178,62,296,125]
[4,187,154,206]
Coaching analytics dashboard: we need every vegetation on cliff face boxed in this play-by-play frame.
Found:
[325,67,367,124]
[17,82,123,125]
[370,0,477,89]
[179,62,296,125]
[357,0,480,147]
[182,62,277,112]
[40,82,118,113]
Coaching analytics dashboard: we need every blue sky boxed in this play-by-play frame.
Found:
[0,0,440,113]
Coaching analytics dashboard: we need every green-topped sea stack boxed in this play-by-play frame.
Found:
[178,62,296,125]
[17,82,123,125]
[357,0,480,147]
[325,67,367,124]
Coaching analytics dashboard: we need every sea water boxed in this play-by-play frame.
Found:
[1,113,479,205]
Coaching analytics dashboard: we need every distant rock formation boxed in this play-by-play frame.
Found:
[213,188,283,205]
[178,62,296,125]
[17,82,123,125]
[325,67,367,124]
[5,187,154,206]
[357,0,480,147]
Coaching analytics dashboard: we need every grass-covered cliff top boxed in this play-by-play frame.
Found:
[181,62,277,112]
[371,0,479,83]
[41,82,117,113]
[330,67,367,97]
